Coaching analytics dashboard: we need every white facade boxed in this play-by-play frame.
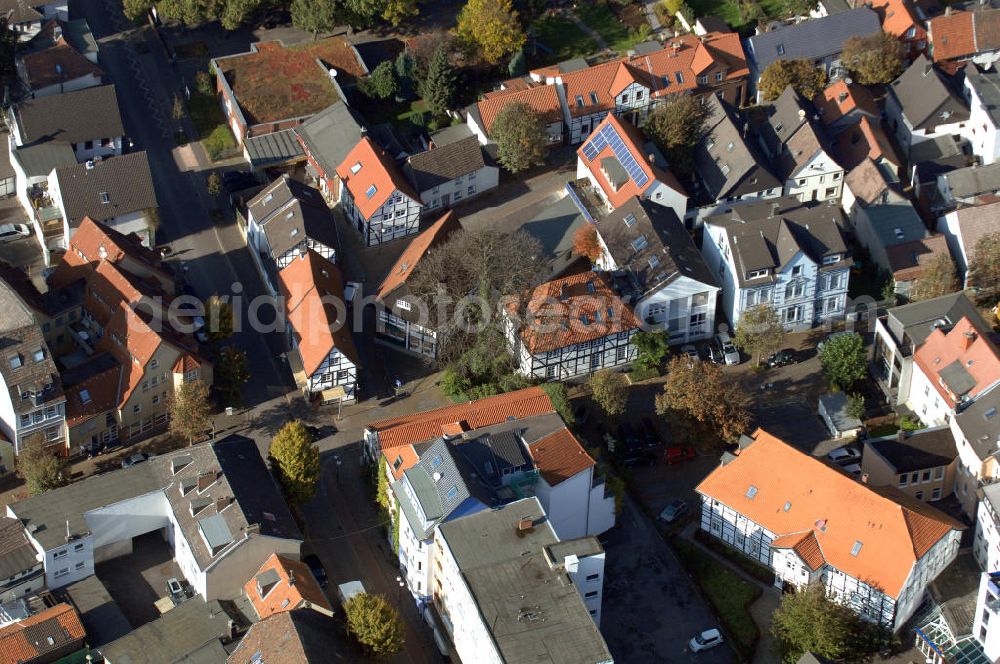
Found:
[575,156,688,221]
[973,572,1000,661]
[418,165,499,212]
[782,150,844,203]
[936,209,978,287]
[962,77,1000,165]
[503,317,638,380]
[885,91,968,155]
[975,494,1000,573]
[340,185,421,247]
[530,466,616,541]
[906,363,956,427]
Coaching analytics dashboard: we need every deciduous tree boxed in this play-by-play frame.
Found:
[588,369,629,417]
[421,45,457,117]
[910,253,959,302]
[382,0,418,26]
[734,304,785,366]
[17,434,68,496]
[772,585,867,663]
[206,172,221,196]
[632,330,670,371]
[758,59,827,102]
[205,295,234,342]
[968,232,1000,304]
[842,32,905,85]
[818,332,866,389]
[214,346,250,407]
[169,379,213,445]
[290,0,338,36]
[455,0,526,64]
[573,225,602,262]
[643,94,710,177]
[359,61,400,100]
[268,420,320,505]
[491,101,547,173]
[656,357,751,441]
[846,392,865,420]
[344,593,405,658]
[539,383,575,426]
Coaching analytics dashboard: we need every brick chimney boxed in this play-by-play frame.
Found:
[963,331,977,350]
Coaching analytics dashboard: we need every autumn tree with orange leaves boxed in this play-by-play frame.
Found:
[656,356,750,442]
[573,225,603,262]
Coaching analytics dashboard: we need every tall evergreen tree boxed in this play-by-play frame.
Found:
[421,45,456,117]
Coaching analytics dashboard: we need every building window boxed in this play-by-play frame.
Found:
[932,487,941,500]
[584,591,599,598]
[74,543,84,551]
[899,475,907,487]
[586,573,600,581]
[75,561,85,570]
[922,470,931,483]
[53,549,67,559]
[133,404,141,415]
[53,568,69,579]
[935,466,944,480]
[915,491,924,500]
[621,93,630,103]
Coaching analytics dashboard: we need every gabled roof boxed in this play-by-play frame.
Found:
[865,426,958,474]
[368,386,556,451]
[771,530,825,571]
[21,20,103,91]
[245,553,332,620]
[756,87,837,180]
[844,158,898,206]
[247,176,338,259]
[886,233,951,282]
[697,429,964,598]
[913,316,1000,406]
[0,279,63,416]
[965,63,1000,130]
[0,603,85,664]
[869,0,924,38]
[0,516,40,581]
[747,7,882,71]
[375,210,461,306]
[578,114,684,209]
[54,152,158,227]
[944,199,1000,260]
[814,79,879,129]
[941,161,1000,200]
[471,83,563,135]
[514,271,641,354]
[695,95,780,200]
[890,55,970,129]
[49,216,170,289]
[526,428,595,486]
[278,249,360,374]
[929,7,1000,62]
[13,84,122,146]
[226,609,351,664]
[884,291,990,349]
[335,137,420,220]
[294,101,364,176]
[834,116,901,171]
[596,197,715,296]
[954,385,1000,460]
[405,136,487,193]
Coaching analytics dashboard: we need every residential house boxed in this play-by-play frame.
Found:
[335,136,423,246]
[908,315,1000,425]
[937,199,1000,286]
[294,101,364,203]
[0,517,44,602]
[975,484,1000,572]
[862,427,959,503]
[928,6,1000,70]
[575,114,687,219]
[433,498,613,661]
[374,210,461,358]
[7,85,123,162]
[814,79,881,137]
[592,197,718,343]
[961,64,1000,164]
[697,428,964,630]
[466,83,565,146]
[872,292,987,407]
[868,0,929,58]
[700,197,851,329]
[210,38,364,150]
[817,392,863,439]
[50,152,158,247]
[243,552,332,621]
[754,87,845,203]
[885,234,954,300]
[226,608,351,663]
[7,435,301,599]
[834,117,902,176]
[693,95,782,210]
[100,598,249,664]
[0,603,85,664]
[972,572,1000,660]
[0,0,67,42]
[745,7,883,100]
[17,19,102,99]
[244,175,338,295]
[885,55,971,158]
[950,378,1000,518]
[842,158,900,214]
[278,250,359,403]
[934,161,1000,213]
[0,279,65,460]
[405,126,499,212]
[503,271,641,379]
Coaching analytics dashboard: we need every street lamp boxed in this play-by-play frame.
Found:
[395,575,405,604]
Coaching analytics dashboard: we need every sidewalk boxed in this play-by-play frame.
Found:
[680,522,782,664]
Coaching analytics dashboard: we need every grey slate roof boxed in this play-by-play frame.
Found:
[244,128,304,168]
[695,95,780,200]
[12,142,77,177]
[941,161,1000,199]
[438,498,613,664]
[884,292,990,350]
[54,151,158,226]
[0,517,40,581]
[819,392,863,432]
[747,7,882,71]
[519,195,591,281]
[57,575,132,648]
[405,136,487,193]
[866,426,958,473]
[294,101,364,175]
[960,388,1000,461]
[395,438,479,540]
[248,176,338,259]
[0,0,44,23]
[596,197,716,297]
[890,55,970,130]
[865,198,928,248]
[97,598,248,664]
[0,279,63,416]
[965,63,1000,129]
[13,85,124,146]
[940,359,978,396]
[755,87,834,180]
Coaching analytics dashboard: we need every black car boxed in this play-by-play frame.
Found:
[640,418,661,448]
[622,450,656,467]
[617,423,641,450]
[303,554,328,588]
[767,349,797,368]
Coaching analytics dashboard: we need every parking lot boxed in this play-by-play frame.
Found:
[95,531,188,628]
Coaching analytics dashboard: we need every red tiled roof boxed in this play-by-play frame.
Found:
[870,0,924,38]
[278,250,360,375]
[65,361,121,427]
[376,210,461,300]
[0,603,85,664]
[173,354,202,374]
[23,24,103,90]
[527,428,596,486]
[245,553,332,620]
[913,316,1000,407]
[834,116,902,171]
[50,216,169,290]
[696,429,963,598]
[771,531,825,571]
[886,234,951,282]
[814,79,879,127]
[368,386,555,451]
[930,10,977,61]
[475,84,563,134]
[335,137,421,221]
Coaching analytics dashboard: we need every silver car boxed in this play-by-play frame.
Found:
[716,333,740,365]
[0,223,30,243]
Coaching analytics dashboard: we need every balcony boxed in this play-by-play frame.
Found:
[27,184,60,226]
[566,180,603,224]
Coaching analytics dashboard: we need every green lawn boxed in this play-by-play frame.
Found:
[685,0,788,30]
[532,14,599,65]
[672,538,761,660]
[185,92,236,161]
[576,3,649,52]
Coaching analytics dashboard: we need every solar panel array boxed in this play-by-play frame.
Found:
[580,123,649,188]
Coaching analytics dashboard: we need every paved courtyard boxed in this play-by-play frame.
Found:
[95,531,187,628]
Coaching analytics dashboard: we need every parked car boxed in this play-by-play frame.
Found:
[0,223,30,243]
[303,554,328,588]
[843,462,862,477]
[826,446,861,465]
[665,445,696,465]
[617,423,641,450]
[817,330,860,353]
[767,349,797,368]
[715,332,740,366]
[659,499,689,523]
[640,417,661,448]
[166,577,185,606]
[703,345,722,364]
[689,628,724,652]
[681,344,699,365]
[121,452,148,469]
[621,450,656,467]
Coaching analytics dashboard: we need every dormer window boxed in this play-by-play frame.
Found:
[99,192,110,204]
[589,92,599,105]
[675,72,684,84]
[623,213,636,227]
[776,44,785,55]
[748,269,768,279]
[575,95,584,108]
[648,255,660,270]
[822,254,841,265]
[32,348,44,363]
[631,235,648,252]
[8,355,21,369]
